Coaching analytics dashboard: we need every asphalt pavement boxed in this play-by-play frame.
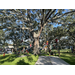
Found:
[35,56,69,65]
[35,56,52,65]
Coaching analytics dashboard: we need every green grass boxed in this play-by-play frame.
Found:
[51,49,72,53]
[52,49,75,65]
[40,49,75,65]
[39,50,53,56]
[0,49,73,65]
[57,53,75,65]
[0,53,39,65]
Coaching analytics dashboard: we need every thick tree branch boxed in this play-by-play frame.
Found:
[41,9,45,26]
[45,9,56,22]
[45,9,52,21]
[52,10,75,20]
[38,22,48,37]
[38,26,43,37]
[51,12,59,20]
[27,9,31,19]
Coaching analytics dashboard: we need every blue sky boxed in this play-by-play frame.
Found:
[53,24,62,27]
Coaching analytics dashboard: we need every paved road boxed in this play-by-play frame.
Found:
[49,56,69,65]
[35,56,69,65]
[35,56,52,65]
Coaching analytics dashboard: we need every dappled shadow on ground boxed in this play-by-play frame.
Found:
[16,59,29,65]
[0,55,10,60]
[27,56,33,62]
[35,56,52,65]
[56,53,75,65]
[0,54,18,64]
[0,54,34,65]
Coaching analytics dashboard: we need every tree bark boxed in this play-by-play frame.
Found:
[33,37,40,55]
[58,39,61,57]
[32,25,43,55]
[14,45,17,51]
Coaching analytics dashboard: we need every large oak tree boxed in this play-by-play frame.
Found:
[0,9,75,55]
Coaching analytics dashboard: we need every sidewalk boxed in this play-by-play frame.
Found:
[35,56,52,65]
[35,56,70,65]
[49,56,69,65]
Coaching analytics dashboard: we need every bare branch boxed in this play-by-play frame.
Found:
[38,26,43,37]
[41,9,45,26]
[45,9,56,22]
[43,22,49,27]
[45,9,52,20]
[51,12,59,20]
[27,9,31,19]
[38,22,48,37]
[53,10,75,20]
[22,27,30,30]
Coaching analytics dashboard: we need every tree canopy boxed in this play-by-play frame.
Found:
[0,9,75,54]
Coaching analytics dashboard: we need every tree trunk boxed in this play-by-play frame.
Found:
[14,45,17,51]
[32,25,43,55]
[12,49,13,52]
[58,38,61,57]
[73,44,75,53]
[13,43,17,54]
[48,41,51,53]
[33,37,40,55]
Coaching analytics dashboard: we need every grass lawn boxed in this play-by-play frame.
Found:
[0,49,74,65]
[57,52,75,65]
[39,50,53,56]
[52,49,75,65]
[40,49,75,65]
[51,49,72,53]
[0,53,39,65]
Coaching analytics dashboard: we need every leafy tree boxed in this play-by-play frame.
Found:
[67,24,75,50]
[0,29,6,47]
[0,9,75,55]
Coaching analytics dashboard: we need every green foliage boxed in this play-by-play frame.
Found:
[0,9,75,53]
[59,53,75,65]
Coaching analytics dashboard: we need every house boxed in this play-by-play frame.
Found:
[5,46,14,49]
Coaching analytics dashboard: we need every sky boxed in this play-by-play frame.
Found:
[53,24,61,27]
